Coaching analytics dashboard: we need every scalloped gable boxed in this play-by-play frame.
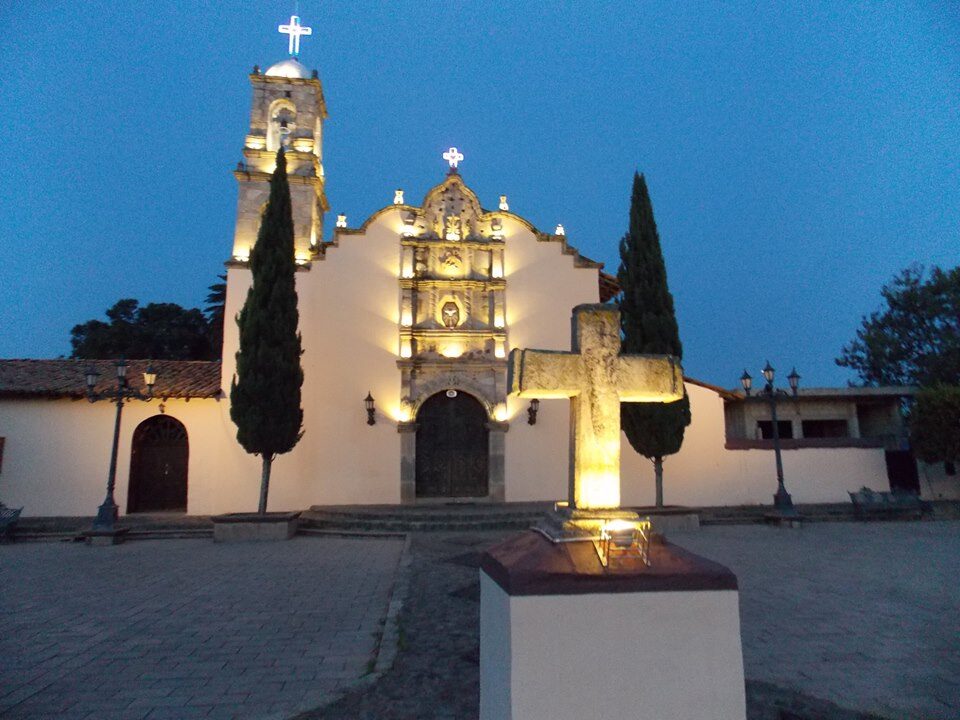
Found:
[337,173,606,273]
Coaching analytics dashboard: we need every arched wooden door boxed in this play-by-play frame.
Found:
[127,416,188,513]
[415,391,489,498]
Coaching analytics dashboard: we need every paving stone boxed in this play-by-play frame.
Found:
[297,524,959,720]
[0,536,404,720]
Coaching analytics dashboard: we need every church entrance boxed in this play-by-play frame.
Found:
[127,416,189,513]
[415,391,489,498]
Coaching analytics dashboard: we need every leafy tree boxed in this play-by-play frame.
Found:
[230,147,304,514]
[617,172,691,507]
[205,274,227,358]
[837,265,960,387]
[909,386,960,465]
[71,299,213,360]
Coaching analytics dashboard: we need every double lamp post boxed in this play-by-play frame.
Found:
[84,360,158,535]
[740,362,800,514]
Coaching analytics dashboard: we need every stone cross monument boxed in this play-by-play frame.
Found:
[482,304,746,720]
[507,303,683,511]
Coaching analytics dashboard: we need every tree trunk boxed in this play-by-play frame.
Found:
[258,454,273,514]
[654,456,664,508]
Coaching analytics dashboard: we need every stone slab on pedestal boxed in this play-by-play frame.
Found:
[212,512,300,542]
[479,531,746,720]
[83,527,130,546]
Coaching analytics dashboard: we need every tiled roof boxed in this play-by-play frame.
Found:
[598,272,619,303]
[0,360,222,399]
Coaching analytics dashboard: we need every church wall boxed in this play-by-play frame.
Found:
[284,216,404,506]
[0,397,258,517]
[219,217,404,508]
[619,383,891,507]
[501,224,601,502]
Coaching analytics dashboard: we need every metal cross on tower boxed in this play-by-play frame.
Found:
[278,15,313,56]
[443,147,464,170]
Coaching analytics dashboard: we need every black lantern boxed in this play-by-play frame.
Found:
[787,368,801,396]
[364,392,376,426]
[527,398,540,425]
[85,366,101,395]
[115,358,128,382]
[143,365,157,396]
[739,370,752,396]
[762,361,775,385]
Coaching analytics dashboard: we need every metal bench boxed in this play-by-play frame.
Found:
[848,487,926,519]
[0,504,22,542]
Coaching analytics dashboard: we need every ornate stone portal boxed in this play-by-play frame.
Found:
[396,171,510,502]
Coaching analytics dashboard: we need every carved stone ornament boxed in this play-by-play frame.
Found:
[445,215,462,241]
[439,248,462,273]
[441,301,460,329]
[414,247,428,275]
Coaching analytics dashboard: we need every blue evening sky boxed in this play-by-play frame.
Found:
[1,1,957,387]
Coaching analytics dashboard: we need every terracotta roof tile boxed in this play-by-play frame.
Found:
[0,359,221,399]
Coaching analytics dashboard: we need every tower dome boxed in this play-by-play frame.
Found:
[264,58,312,79]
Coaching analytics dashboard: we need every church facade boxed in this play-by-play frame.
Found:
[1,53,954,518]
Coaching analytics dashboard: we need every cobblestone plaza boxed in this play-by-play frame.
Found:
[1,522,958,719]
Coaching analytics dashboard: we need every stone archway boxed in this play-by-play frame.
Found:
[415,391,489,498]
[127,415,188,513]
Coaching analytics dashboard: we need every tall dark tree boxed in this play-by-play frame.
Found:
[71,299,213,360]
[910,386,960,465]
[205,274,227,358]
[618,172,691,507]
[230,148,304,514]
[836,265,960,387]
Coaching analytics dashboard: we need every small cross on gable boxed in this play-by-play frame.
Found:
[443,147,464,170]
[508,304,683,510]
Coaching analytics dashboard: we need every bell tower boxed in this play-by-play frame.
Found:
[230,17,328,264]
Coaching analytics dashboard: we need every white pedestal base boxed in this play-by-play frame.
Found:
[480,533,746,720]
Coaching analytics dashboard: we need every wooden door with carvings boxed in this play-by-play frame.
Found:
[415,391,489,498]
[127,416,189,513]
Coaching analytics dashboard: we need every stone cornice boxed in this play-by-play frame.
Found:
[399,278,506,291]
[396,358,508,371]
[232,168,324,189]
[400,236,505,250]
[249,72,328,118]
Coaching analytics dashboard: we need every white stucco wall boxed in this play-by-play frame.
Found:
[0,396,259,517]
[501,222,600,502]
[480,572,747,720]
[619,383,892,507]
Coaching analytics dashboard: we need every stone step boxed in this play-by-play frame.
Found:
[299,514,542,533]
[303,503,551,531]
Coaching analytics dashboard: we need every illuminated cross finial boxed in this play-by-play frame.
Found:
[278,15,312,56]
[443,147,464,171]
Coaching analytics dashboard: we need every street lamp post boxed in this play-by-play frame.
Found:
[83,360,157,542]
[741,362,800,515]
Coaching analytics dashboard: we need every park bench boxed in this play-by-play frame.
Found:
[848,487,927,520]
[0,504,22,542]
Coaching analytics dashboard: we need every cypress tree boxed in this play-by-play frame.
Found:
[230,147,304,514]
[618,172,691,507]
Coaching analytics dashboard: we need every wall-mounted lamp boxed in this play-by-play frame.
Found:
[364,391,376,425]
[527,398,540,425]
